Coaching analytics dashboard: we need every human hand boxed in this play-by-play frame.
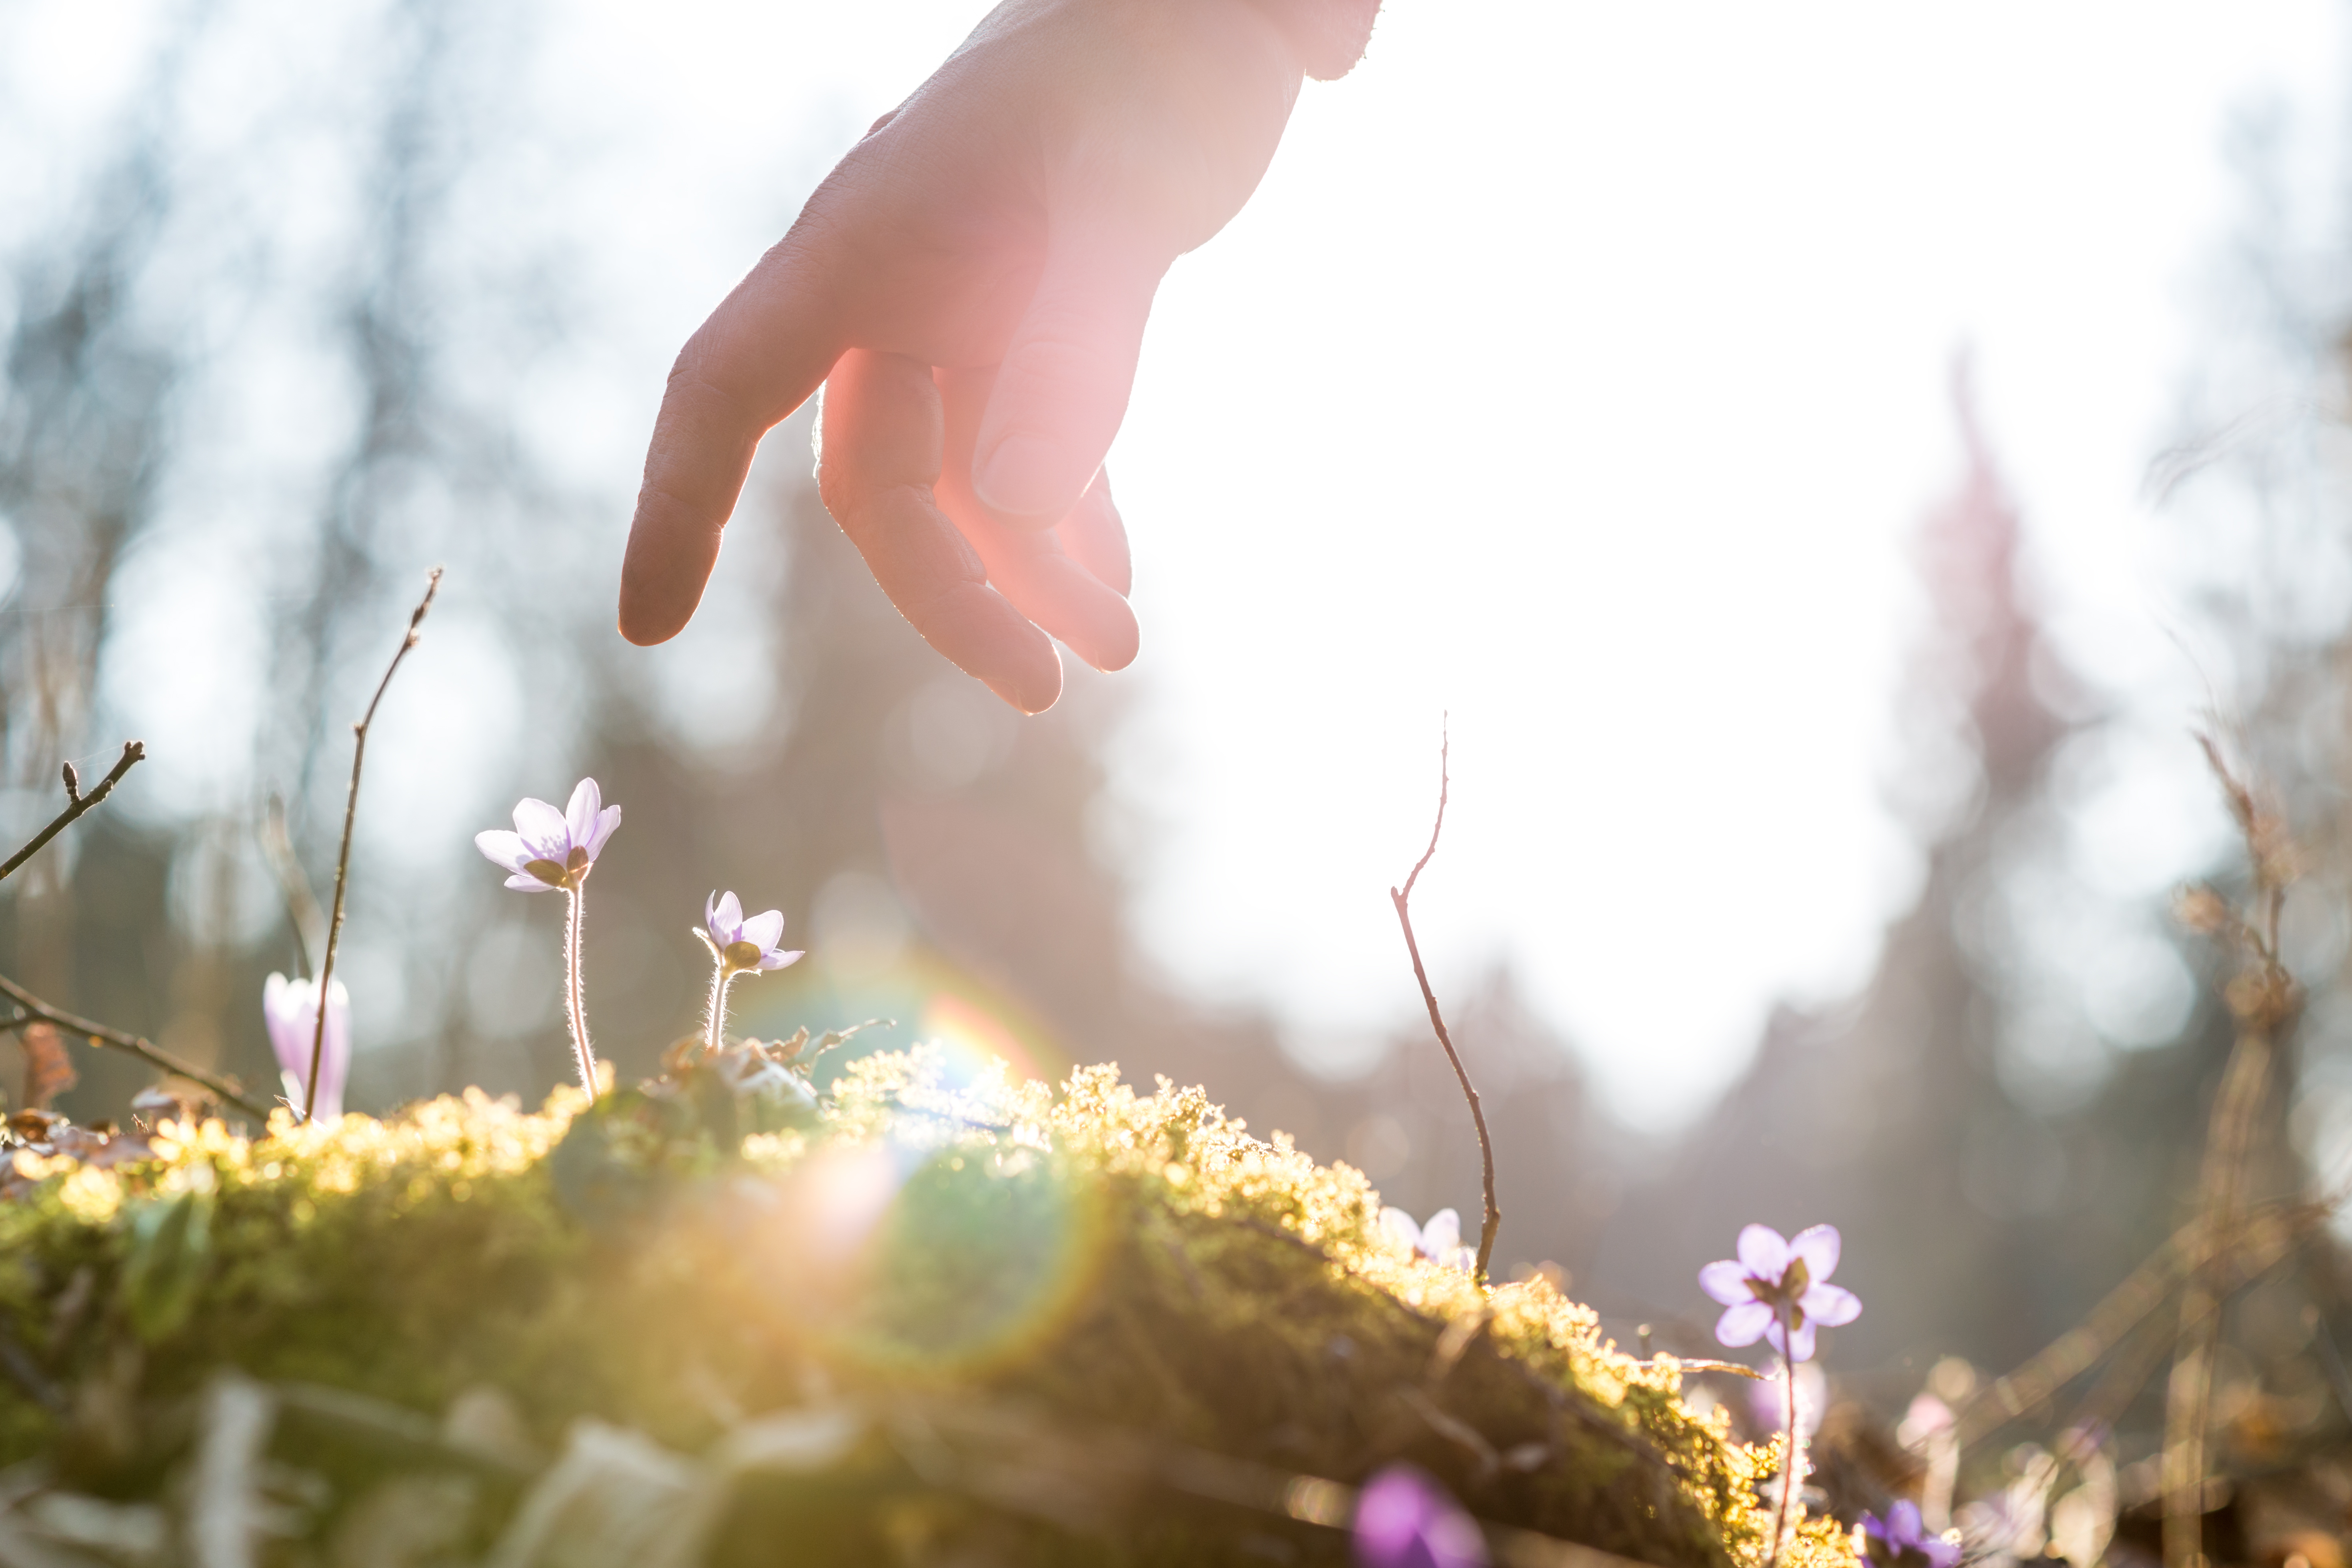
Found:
[618,0,1373,712]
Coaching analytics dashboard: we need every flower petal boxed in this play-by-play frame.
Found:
[1715,1301,1773,1347]
[1800,1282,1861,1327]
[1379,1207,1421,1253]
[1788,1224,1841,1283]
[1770,1318,1817,1364]
[475,830,533,874]
[1886,1502,1925,1546]
[1698,1259,1752,1306]
[585,803,623,861]
[564,778,602,849]
[512,798,570,860]
[740,909,786,954]
[504,872,557,892]
[1420,1208,1462,1258]
[1736,1223,1791,1282]
[759,949,805,971]
[1353,1465,1488,1568]
[713,890,743,938]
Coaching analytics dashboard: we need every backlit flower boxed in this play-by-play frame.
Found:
[702,891,803,975]
[263,972,350,1120]
[1698,1222,1861,1364]
[1352,1464,1488,1568]
[1380,1206,1475,1274]
[1861,1501,1962,1568]
[474,778,622,892]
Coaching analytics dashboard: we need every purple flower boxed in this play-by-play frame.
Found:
[1861,1501,1961,1568]
[1353,1465,1488,1568]
[264,972,350,1121]
[1698,1222,1861,1364]
[1380,1206,1474,1273]
[474,778,622,892]
[703,891,804,975]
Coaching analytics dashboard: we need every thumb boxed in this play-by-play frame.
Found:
[971,226,1166,531]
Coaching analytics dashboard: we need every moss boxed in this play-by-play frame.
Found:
[0,1052,1858,1568]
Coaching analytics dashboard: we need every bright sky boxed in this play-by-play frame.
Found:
[575,0,2336,1127]
[19,0,2344,1127]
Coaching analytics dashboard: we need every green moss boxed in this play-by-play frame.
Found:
[0,1052,1859,1568]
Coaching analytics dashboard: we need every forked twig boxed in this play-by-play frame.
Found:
[2160,731,2297,1568]
[0,974,271,1120]
[0,741,144,886]
[304,568,441,1121]
[1389,720,1501,1280]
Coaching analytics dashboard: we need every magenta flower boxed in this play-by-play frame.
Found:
[1698,1223,1861,1364]
[1861,1502,1961,1568]
[1352,1465,1488,1568]
[474,778,622,892]
[1380,1206,1475,1274]
[263,973,350,1121]
[695,891,804,1054]
[476,778,622,1094]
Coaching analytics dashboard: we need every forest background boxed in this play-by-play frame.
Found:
[4,0,2352,1464]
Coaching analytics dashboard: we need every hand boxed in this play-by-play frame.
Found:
[620,0,1325,712]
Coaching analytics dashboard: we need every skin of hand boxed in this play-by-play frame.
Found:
[617,0,1320,714]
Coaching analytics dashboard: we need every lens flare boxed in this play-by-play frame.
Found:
[747,1130,1106,1379]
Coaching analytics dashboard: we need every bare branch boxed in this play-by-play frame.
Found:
[305,568,441,1121]
[1388,718,1502,1281]
[0,740,144,887]
[0,972,272,1120]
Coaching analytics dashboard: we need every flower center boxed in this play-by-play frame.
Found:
[1746,1256,1811,1323]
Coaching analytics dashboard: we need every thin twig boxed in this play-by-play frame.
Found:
[305,568,441,1121]
[0,975,271,1120]
[0,741,144,887]
[1389,720,1501,1280]
[2163,732,2298,1568]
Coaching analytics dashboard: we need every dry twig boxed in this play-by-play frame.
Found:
[304,568,440,1121]
[1389,721,1501,1280]
[0,973,271,1120]
[2159,732,2298,1568]
[0,740,143,886]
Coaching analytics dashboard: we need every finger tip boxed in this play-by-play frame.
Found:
[1078,618,1140,674]
[983,648,1064,714]
[615,594,686,647]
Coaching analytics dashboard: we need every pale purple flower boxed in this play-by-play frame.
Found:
[1862,1501,1962,1568]
[1698,1222,1861,1364]
[264,972,350,1121]
[702,891,804,975]
[1353,1465,1488,1568]
[1380,1207,1475,1274]
[474,778,622,893]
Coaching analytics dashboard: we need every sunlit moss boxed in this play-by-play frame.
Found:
[0,1053,1856,1568]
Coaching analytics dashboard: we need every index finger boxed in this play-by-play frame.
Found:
[619,232,847,646]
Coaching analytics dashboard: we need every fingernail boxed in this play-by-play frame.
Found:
[974,434,1068,522]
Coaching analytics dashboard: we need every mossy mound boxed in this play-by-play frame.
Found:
[0,1049,1859,1568]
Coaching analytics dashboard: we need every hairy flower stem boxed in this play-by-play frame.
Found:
[1767,1312,1800,1568]
[563,887,598,1093]
[704,963,736,1055]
